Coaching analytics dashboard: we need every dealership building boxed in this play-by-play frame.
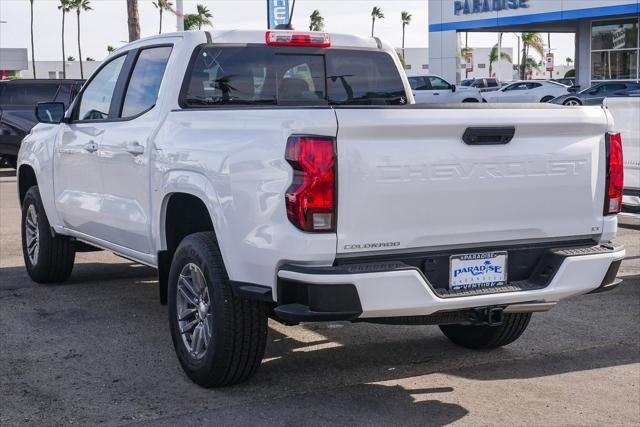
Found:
[429,0,640,87]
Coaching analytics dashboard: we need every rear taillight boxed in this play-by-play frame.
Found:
[266,31,331,47]
[605,132,624,215]
[285,136,336,232]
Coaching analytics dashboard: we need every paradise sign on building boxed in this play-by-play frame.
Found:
[454,0,530,15]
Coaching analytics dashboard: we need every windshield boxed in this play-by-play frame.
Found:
[181,46,407,107]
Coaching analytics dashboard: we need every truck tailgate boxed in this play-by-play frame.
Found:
[335,105,609,254]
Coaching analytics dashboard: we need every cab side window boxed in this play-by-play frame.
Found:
[77,55,126,121]
[504,83,528,91]
[409,77,430,90]
[428,76,450,90]
[121,46,173,117]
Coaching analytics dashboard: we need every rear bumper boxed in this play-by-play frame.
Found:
[275,243,625,321]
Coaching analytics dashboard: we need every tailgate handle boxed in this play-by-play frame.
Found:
[463,127,515,145]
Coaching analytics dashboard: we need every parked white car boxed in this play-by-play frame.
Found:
[483,80,569,103]
[18,30,625,387]
[409,75,483,103]
[605,97,640,214]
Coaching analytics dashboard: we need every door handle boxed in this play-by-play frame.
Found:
[125,141,145,156]
[83,141,98,153]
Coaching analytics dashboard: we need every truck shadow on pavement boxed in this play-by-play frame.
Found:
[1,255,637,425]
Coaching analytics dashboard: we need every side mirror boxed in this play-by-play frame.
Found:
[450,84,457,93]
[35,102,65,124]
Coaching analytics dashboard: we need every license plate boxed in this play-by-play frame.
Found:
[449,251,508,290]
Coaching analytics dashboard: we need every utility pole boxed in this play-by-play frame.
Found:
[497,32,502,81]
[465,32,468,79]
[548,32,552,79]
[176,0,184,31]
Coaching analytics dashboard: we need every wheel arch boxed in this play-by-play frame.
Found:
[155,171,227,304]
[18,163,38,206]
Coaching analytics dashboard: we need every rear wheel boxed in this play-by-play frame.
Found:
[563,98,582,106]
[462,98,480,103]
[21,186,76,283]
[168,232,268,387]
[439,312,532,349]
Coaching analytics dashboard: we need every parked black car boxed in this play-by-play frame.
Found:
[551,81,640,106]
[0,79,83,168]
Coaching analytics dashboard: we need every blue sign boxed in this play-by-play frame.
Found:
[268,0,290,29]
[454,0,529,16]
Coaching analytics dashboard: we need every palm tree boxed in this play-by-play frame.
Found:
[126,0,140,41]
[195,4,212,30]
[488,44,512,76]
[29,0,36,78]
[520,32,544,79]
[152,0,174,34]
[58,0,71,79]
[566,57,573,67]
[183,13,198,30]
[400,11,412,62]
[371,6,384,37]
[107,45,115,54]
[69,0,91,79]
[309,10,324,31]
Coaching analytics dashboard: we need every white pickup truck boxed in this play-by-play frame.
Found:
[18,30,625,388]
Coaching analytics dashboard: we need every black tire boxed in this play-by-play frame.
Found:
[168,232,268,388]
[439,313,532,349]
[462,98,480,103]
[21,186,75,283]
[540,96,555,103]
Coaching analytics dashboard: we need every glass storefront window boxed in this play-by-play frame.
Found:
[592,50,638,81]
[592,19,638,50]
[592,18,640,82]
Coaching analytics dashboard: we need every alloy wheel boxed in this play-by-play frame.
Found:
[176,263,213,360]
[24,204,40,265]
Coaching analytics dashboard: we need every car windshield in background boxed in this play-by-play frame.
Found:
[181,47,407,107]
[460,79,473,86]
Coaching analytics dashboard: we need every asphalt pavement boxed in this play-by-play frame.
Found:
[1,168,639,426]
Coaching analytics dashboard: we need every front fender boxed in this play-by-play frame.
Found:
[17,124,63,230]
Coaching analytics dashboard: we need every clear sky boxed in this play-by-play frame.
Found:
[0,0,574,64]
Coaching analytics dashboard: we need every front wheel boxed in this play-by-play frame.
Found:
[21,186,76,283]
[439,312,532,349]
[540,96,555,103]
[168,232,268,387]
[462,98,480,103]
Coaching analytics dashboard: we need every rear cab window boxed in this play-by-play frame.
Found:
[180,46,407,107]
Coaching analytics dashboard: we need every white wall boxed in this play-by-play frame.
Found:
[20,60,102,79]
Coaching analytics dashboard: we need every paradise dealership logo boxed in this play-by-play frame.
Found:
[454,0,530,15]
[453,260,503,278]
